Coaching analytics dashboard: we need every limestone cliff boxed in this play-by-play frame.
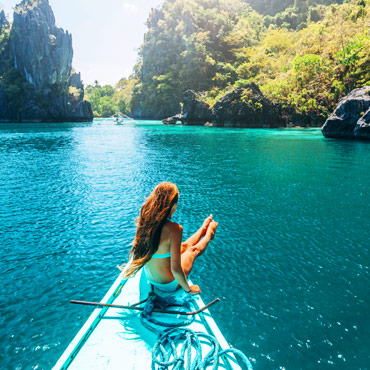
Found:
[0,0,93,122]
[0,10,9,30]
[10,0,73,93]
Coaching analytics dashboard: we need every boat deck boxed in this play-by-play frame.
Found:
[53,270,244,369]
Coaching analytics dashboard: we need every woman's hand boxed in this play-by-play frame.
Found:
[188,285,201,295]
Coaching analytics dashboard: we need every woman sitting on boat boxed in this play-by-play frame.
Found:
[122,182,218,294]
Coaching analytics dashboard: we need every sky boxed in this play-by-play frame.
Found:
[0,0,163,86]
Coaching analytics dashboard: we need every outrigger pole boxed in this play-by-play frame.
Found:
[70,297,220,316]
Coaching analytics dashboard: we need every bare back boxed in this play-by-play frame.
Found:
[144,221,175,284]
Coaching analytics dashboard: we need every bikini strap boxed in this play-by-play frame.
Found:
[151,251,171,259]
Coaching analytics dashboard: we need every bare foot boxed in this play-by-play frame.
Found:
[201,214,213,234]
[206,221,218,240]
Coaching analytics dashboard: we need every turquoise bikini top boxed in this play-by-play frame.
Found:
[151,251,171,259]
[151,218,172,259]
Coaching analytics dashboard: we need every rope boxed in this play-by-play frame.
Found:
[140,294,196,333]
[139,294,253,370]
[151,328,254,370]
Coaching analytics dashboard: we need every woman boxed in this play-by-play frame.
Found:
[122,182,218,294]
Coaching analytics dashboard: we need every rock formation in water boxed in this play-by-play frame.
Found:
[181,90,213,124]
[321,86,370,139]
[211,83,286,128]
[163,84,321,128]
[0,0,93,122]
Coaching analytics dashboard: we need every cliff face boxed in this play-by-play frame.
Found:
[0,0,93,122]
[10,0,73,93]
[0,10,10,30]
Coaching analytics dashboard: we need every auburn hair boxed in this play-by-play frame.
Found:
[123,182,179,278]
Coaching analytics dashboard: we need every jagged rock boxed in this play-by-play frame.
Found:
[181,90,212,125]
[162,114,183,125]
[321,86,370,139]
[70,72,84,91]
[69,100,93,121]
[0,0,92,122]
[212,83,283,127]
[354,108,370,139]
[10,0,73,93]
[69,71,84,100]
[162,117,177,125]
[0,10,10,30]
[14,89,93,122]
[162,84,323,128]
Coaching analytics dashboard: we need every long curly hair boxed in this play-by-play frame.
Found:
[123,182,179,278]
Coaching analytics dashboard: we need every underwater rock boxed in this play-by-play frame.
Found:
[322,86,370,139]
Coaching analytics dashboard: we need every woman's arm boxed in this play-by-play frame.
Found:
[169,223,192,291]
[169,223,201,294]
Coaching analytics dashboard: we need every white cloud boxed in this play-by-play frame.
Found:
[122,3,138,13]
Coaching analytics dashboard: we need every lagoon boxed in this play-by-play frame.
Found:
[0,120,369,369]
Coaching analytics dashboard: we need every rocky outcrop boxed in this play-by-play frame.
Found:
[163,84,320,128]
[162,90,212,125]
[181,90,213,124]
[162,114,183,125]
[321,86,370,139]
[0,10,10,30]
[10,0,73,93]
[212,83,286,127]
[0,0,92,122]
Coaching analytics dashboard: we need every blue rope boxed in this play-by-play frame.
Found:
[139,294,253,370]
[151,328,254,370]
[140,294,196,333]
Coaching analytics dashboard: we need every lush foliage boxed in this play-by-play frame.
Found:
[246,0,370,117]
[85,77,136,117]
[130,0,264,117]
[120,0,370,120]
[247,0,344,17]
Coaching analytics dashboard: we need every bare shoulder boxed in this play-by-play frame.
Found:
[163,220,183,235]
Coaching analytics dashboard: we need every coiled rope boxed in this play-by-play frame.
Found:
[140,294,196,333]
[140,294,253,370]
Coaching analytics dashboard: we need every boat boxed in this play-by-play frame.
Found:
[53,266,252,369]
[111,111,137,124]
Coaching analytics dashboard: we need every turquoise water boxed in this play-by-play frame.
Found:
[0,120,369,370]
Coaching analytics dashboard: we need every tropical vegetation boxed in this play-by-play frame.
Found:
[98,0,369,121]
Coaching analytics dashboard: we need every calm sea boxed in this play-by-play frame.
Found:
[0,120,369,370]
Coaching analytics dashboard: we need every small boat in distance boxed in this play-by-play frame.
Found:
[111,111,137,124]
[53,266,252,369]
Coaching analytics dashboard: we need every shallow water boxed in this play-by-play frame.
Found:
[0,120,369,370]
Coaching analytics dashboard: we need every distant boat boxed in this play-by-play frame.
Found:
[111,111,137,124]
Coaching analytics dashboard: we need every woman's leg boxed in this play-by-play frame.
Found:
[181,215,213,253]
[181,221,218,278]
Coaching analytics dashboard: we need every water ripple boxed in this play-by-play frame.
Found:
[0,122,369,369]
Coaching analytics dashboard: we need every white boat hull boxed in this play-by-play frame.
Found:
[53,269,244,369]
